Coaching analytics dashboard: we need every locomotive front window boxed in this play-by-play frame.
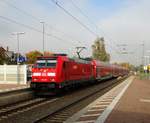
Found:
[35,59,57,68]
[47,60,57,68]
[36,60,46,68]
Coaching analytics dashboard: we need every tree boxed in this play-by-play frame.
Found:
[92,37,110,62]
[0,54,8,64]
[26,50,42,64]
[119,62,133,70]
[0,51,10,65]
[113,62,135,71]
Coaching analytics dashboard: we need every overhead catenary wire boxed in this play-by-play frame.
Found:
[0,16,77,46]
[2,0,41,23]
[70,1,120,49]
[1,0,128,61]
[69,0,125,62]
[70,0,99,34]
[50,0,98,37]
[1,0,96,48]
[1,0,82,46]
[69,0,122,55]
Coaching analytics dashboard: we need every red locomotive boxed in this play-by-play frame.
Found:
[30,54,128,93]
[31,54,94,91]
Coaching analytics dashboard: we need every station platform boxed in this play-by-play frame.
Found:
[0,83,29,93]
[65,76,150,123]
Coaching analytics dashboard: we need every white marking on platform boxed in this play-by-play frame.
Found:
[64,76,134,123]
[88,108,104,112]
[92,104,108,108]
[81,113,100,117]
[102,98,113,100]
[140,99,150,103]
[96,102,110,105]
[95,76,134,123]
[99,99,113,101]
[75,120,95,123]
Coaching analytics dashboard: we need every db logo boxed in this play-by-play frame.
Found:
[42,73,46,76]
[73,65,77,69]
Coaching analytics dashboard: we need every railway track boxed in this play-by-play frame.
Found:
[0,98,47,118]
[0,76,128,123]
[0,97,58,123]
[36,77,127,123]
[0,88,34,107]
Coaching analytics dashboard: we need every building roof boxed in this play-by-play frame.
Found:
[0,47,7,56]
[0,46,14,58]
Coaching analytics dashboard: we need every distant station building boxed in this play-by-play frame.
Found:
[0,46,25,64]
[0,46,15,63]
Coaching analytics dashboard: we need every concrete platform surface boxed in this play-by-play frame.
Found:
[0,83,29,93]
[105,77,150,123]
[65,76,135,123]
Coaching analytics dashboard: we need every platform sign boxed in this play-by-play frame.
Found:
[17,56,27,63]
[148,64,150,72]
[143,66,147,71]
[143,65,148,73]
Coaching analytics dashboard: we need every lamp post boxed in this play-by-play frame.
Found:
[40,22,45,55]
[147,50,150,65]
[144,56,149,65]
[140,42,145,66]
[12,32,25,84]
[144,56,149,73]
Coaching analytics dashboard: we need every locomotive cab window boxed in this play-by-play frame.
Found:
[47,60,57,68]
[36,60,46,68]
[35,59,57,68]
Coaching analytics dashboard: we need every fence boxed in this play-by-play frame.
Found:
[0,65,27,84]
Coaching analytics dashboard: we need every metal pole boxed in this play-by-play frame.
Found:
[147,50,150,65]
[43,22,45,54]
[17,34,19,84]
[17,34,20,64]
[12,32,25,84]
[40,22,45,54]
[142,42,145,66]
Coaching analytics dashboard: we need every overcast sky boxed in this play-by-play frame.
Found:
[0,0,150,65]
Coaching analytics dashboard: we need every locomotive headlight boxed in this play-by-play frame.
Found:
[47,72,56,76]
[33,72,41,76]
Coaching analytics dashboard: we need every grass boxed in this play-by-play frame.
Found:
[138,72,150,80]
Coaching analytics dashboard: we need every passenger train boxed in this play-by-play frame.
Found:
[30,54,128,93]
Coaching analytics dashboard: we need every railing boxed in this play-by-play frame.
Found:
[0,65,27,84]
